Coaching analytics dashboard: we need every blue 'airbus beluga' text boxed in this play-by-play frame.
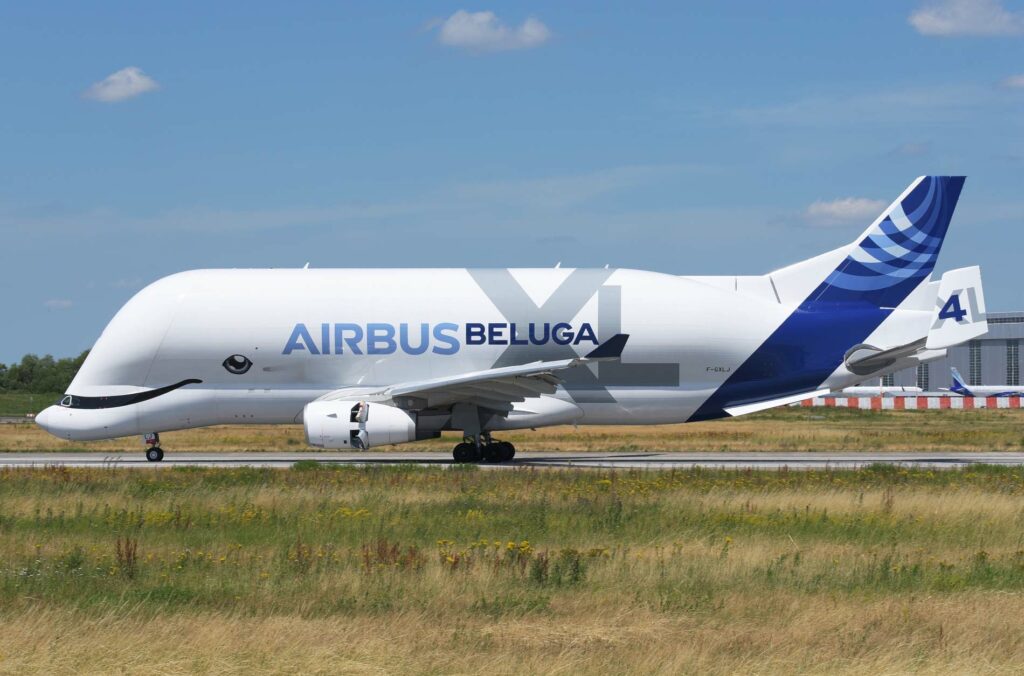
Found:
[282,322,599,355]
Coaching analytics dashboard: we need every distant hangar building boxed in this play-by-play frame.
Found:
[879,311,1023,390]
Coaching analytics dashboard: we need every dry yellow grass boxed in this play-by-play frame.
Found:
[2,592,1023,674]
[5,406,1024,453]
[2,465,1024,673]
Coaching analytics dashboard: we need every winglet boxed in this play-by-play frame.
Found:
[585,334,629,360]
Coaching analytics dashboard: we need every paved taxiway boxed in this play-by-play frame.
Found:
[2,451,1024,469]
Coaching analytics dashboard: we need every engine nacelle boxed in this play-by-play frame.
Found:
[303,400,416,449]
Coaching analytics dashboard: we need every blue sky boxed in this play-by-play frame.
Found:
[2,0,1023,362]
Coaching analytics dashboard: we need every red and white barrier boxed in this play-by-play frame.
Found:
[799,396,1022,410]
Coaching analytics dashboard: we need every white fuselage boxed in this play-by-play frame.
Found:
[32,266,947,442]
[35,267,863,441]
[947,386,1024,397]
[838,386,923,396]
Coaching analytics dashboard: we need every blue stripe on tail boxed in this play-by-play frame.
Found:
[806,176,964,307]
[690,176,965,421]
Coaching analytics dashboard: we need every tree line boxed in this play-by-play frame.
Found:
[0,352,89,394]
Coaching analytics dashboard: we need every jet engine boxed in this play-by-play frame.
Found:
[303,400,416,449]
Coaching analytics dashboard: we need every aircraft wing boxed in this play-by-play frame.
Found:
[318,334,629,413]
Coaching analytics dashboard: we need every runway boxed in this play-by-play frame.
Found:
[2,451,1024,470]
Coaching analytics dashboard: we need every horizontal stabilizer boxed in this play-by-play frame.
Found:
[724,389,830,417]
[844,339,926,376]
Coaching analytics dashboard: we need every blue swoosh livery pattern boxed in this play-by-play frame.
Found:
[807,176,964,307]
[690,176,965,422]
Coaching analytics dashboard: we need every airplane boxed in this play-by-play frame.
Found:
[834,384,923,397]
[945,367,1024,397]
[35,176,988,463]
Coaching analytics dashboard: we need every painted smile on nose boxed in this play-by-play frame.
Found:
[53,379,203,410]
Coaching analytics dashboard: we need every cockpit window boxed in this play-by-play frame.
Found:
[54,379,202,409]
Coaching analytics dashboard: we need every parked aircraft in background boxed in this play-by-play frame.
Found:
[835,384,923,396]
[946,367,1024,397]
[35,176,988,462]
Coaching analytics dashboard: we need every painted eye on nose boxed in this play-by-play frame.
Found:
[223,354,253,375]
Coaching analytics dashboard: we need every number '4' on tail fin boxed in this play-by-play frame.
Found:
[926,265,988,350]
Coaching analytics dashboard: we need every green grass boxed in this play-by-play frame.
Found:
[0,391,59,416]
[4,464,1024,673]
[3,464,1024,614]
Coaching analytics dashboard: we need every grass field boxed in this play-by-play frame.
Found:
[4,405,1024,453]
[0,392,58,417]
[2,464,1024,673]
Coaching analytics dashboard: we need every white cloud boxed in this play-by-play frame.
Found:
[434,10,550,52]
[83,66,159,103]
[1002,73,1024,87]
[43,299,73,310]
[804,198,888,227]
[909,0,1024,36]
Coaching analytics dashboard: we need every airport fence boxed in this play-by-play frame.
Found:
[799,396,1022,410]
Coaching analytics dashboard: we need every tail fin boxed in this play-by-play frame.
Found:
[774,176,965,309]
[949,367,973,396]
[690,176,970,422]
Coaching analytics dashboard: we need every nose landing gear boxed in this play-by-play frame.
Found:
[143,433,164,462]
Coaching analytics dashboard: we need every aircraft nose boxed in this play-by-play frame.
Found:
[35,406,53,432]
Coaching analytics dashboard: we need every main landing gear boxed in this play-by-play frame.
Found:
[144,433,164,462]
[452,433,515,464]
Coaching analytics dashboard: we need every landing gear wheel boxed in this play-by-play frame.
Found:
[146,447,164,462]
[499,441,516,462]
[453,442,476,463]
[481,444,502,464]
[488,441,515,463]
